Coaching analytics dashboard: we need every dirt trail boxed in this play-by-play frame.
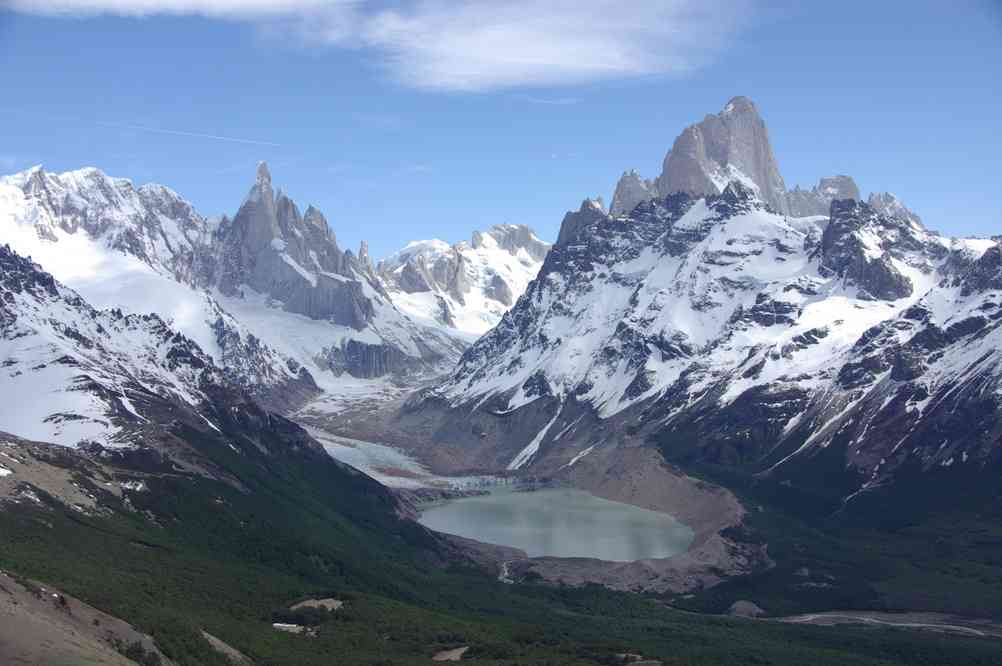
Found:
[432,646,469,661]
[201,630,254,664]
[778,611,1002,639]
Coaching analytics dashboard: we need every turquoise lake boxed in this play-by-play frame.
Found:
[418,487,694,562]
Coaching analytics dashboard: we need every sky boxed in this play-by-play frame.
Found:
[0,0,1000,259]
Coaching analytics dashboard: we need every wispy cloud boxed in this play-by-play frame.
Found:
[520,96,580,106]
[8,0,754,92]
[0,105,282,147]
[2,0,336,18]
[96,120,283,146]
[396,162,433,175]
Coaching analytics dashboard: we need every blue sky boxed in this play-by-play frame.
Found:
[1,0,1000,258]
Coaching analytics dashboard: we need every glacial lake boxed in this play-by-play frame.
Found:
[418,488,694,562]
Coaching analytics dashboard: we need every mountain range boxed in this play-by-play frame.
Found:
[2,95,1001,664]
[0,161,548,430]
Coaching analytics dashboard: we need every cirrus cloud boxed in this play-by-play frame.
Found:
[4,0,756,91]
[2,0,337,18]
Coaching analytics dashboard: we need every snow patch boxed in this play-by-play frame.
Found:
[507,409,561,470]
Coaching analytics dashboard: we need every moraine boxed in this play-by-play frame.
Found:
[417,487,694,562]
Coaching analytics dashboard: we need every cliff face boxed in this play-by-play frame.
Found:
[654,96,789,213]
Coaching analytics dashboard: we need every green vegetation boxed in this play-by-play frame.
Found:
[2,423,1001,665]
[663,460,1002,620]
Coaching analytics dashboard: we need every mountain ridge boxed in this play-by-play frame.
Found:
[377,223,550,336]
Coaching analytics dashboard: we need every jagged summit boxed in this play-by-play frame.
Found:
[787,175,861,217]
[721,95,756,114]
[655,95,788,213]
[868,191,923,227]
[610,169,657,216]
[378,223,550,336]
[604,97,922,227]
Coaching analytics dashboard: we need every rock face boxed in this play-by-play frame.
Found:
[408,101,1001,514]
[0,163,466,389]
[378,224,550,336]
[787,175,861,217]
[655,96,790,213]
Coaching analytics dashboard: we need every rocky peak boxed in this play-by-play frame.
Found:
[867,191,922,228]
[213,164,377,328]
[817,175,860,201]
[255,161,272,188]
[655,96,788,214]
[610,169,657,217]
[358,240,375,274]
[556,198,610,246]
[0,243,59,301]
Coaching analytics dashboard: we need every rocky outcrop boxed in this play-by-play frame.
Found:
[786,175,860,217]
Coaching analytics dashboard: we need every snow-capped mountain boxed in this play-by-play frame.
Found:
[377,224,550,337]
[0,244,223,447]
[0,163,467,412]
[403,98,1002,505]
